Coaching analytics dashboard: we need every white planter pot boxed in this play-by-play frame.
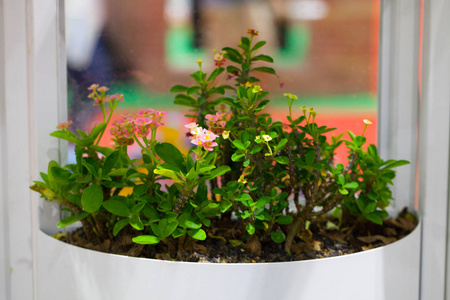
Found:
[36,222,421,300]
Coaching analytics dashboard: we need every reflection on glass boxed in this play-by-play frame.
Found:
[66,0,378,161]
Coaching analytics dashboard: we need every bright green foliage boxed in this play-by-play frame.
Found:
[30,31,409,258]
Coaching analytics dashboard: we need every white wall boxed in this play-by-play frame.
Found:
[0,0,64,299]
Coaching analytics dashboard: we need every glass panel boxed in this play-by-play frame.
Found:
[66,0,378,162]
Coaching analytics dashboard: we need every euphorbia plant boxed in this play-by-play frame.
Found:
[31,30,409,258]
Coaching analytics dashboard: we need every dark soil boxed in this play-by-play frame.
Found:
[59,209,417,263]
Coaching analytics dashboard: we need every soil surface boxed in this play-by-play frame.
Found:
[59,209,417,263]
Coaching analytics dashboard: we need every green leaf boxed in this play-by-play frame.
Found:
[155,143,186,173]
[187,228,207,240]
[151,219,178,238]
[50,130,80,144]
[154,166,180,182]
[277,215,293,225]
[50,166,72,184]
[202,165,231,181]
[88,123,107,140]
[174,94,197,107]
[246,224,256,235]
[251,41,266,52]
[305,151,316,166]
[130,215,144,230]
[102,151,120,175]
[255,196,271,209]
[132,235,161,245]
[113,219,129,236]
[364,212,383,225]
[107,168,128,177]
[102,200,131,217]
[274,156,290,165]
[142,204,160,220]
[170,85,189,93]
[207,67,225,82]
[382,160,410,170]
[172,228,187,238]
[222,47,242,63]
[345,182,359,189]
[252,67,276,75]
[251,55,274,63]
[271,231,286,244]
[232,140,245,150]
[57,212,89,228]
[187,86,201,95]
[81,184,103,213]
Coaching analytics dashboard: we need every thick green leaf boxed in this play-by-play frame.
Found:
[202,165,231,181]
[252,67,276,74]
[57,212,89,228]
[50,130,80,144]
[174,94,197,107]
[51,166,72,184]
[345,182,359,189]
[102,200,131,217]
[170,85,189,93]
[102,151,120,175]
[255,196,271,209]
[142,204,160,220]
[81,184,103,213]
[251,41,266,52]
[113,218,129,236]
[187,228,207,240]
[364,212,383,225]
[207,67,225,82]
[277,215,293,225]
[130,215,144,230]
[271,231,286,244]
[246,224,256,235]
[155,143,186,173]
[151,219,178,238]
[251,55,274,62]
[274,156,289,165]
[132,235,161,245]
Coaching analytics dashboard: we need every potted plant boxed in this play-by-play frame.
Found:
[31,30,420,300]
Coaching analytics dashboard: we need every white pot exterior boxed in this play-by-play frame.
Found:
[36,223,421,300]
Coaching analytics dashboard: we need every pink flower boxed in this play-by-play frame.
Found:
[205,114,218,122]
[156,110,168,117]
[105,93,124,103]
[88,84,99,90]
[135,117,153,126]
[185,122,198,129]
[200,130,217,143]
[97,86,109,93]
[56,121,72,130]
[138,109,154,116]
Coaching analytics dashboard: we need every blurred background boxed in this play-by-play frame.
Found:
[65,0,379,161]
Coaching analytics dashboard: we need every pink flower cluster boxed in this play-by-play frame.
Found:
[88,84,124,106]
[110,109,167,146]
[185,123,218,151]
[204,112,228,134]
[56,120,72,130]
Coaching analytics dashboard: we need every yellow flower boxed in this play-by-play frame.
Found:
[238,175,247,184]
[309,107,315,113]
[262,135,272,142]
[283,93,298,100]
[363,119,372,125]
[196,59,202,66]
[255,136,261,142]
[222,130,230,139]
[252,85,263,93]
[245,81,253,88]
